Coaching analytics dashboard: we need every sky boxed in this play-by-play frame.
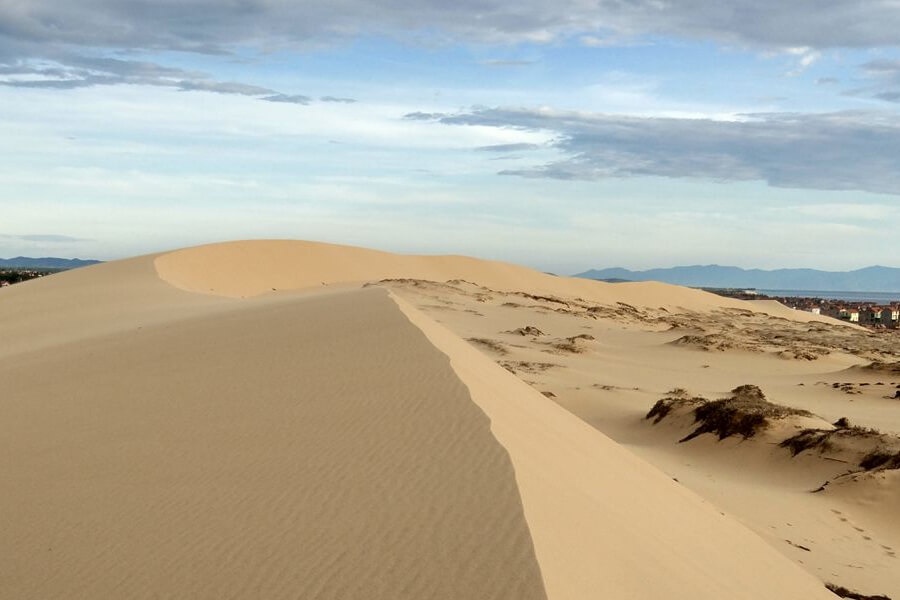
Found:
[1,1,899,273]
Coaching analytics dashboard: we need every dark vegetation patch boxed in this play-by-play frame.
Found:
[779,347,828,360]
[779,419,900,473]
[669,333,762,353]
[779,420,880,457]
[505,325,546,337]
[859,450,900,471]
[370,277,432,287]
[647,385,812,443]
[680,385,812,442]
[445,278,479,287]
[499,360,559,375]
[780,429,836,457]
[645,389,707,425]
[616,302,641,315]
[512,291,570,306]
[859,361,900,375]
[593,384,622,391]
[832,382,863,395]
[466,337,508,355]
[544,334,596,354]
[826,582,893,600]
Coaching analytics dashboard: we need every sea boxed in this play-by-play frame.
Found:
[758,289,900,303]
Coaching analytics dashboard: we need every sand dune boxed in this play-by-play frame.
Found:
[375,268,900,598]
[3,286,547,599]
[0,239,870,598]
[154,239,841,323]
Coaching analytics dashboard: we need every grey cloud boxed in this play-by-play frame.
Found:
[861,59,900,75]
[475,143,541,152]
[403,111,445,121]
[0,57,277,96]
[816,77,839,85]
[429,107,900,195]
[320,96,357,103]
[0,75,118,89]
[177,79,274,95]
[1,1,900,54]
[0,63,70,77]
[874,91,900,102]
[261,93,312,104]
[0,52,344,104]
[67,55,202,78]
[856,59,900,103]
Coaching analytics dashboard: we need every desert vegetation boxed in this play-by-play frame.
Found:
[646,385,812,442]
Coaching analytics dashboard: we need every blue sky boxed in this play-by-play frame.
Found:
[1,2,899,272]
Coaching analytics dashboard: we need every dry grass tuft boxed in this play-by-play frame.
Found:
[466,337,508,355]
[647,385,812,443]
[826,582,892,600]
[645,393,707,425]
[678,385,812,443]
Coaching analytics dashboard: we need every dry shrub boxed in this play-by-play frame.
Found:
[826,582,892,600]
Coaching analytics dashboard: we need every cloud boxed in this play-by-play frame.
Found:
[784,47,821,76]
[853,58,900,103]
[874,91,900,102]
[816,77,839,85]
[178,80,275,95]
[420,107,900,195]
[0,53,273,94]
[862,59,900,75]
[403,111,446,121]
[0,53,352,105]
[475,143,541,152]
[260,93,312,104]
[1,0,900,55]
[0,233,88,242]
[578,35,632,48]
[320,96,357,103]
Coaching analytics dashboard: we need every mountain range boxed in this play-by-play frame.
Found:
[575,265,900,293]
[0,257,101,269]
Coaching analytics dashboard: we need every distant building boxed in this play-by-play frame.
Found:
[837,308,860,322]
[860,308,880,325]
[884,306,900,328]
[807,307,821,315]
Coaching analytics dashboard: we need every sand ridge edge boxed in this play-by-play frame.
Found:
[387,291,837,600]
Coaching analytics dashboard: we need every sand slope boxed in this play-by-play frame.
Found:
[0,240,843,599]
[2,287,546,599]
[154,239,840,324]
[374,266,900,597]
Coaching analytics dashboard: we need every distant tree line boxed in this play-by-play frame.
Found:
[0,268,59,285]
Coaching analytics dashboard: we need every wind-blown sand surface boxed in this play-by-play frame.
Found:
[377,273,900,598]
[1,239,882,598]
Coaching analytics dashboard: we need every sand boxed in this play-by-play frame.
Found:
[3,287,547,599]
[1,239,876,598]
[377,269,900,598]
[154,239,839,324]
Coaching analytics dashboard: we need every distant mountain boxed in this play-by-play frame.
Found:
[575,265,900,293]
[0,257,101,269]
